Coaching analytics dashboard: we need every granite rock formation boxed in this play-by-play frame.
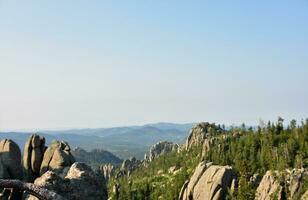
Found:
[23,134,46,182]
[179,161,236,200]
[255,168,307,200]
[27,162,107,200]
[0,139,23,200]
[40,140,75,175]
[147,141,179,162]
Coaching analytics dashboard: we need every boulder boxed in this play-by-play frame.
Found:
[0,139,22,179]
[179,162,235,200]
[147,141,179,162]
[255,168,307,200]
[27,162,107,200]
[0,139,23,199]
[40,140,75,175]
[23,134,46,182]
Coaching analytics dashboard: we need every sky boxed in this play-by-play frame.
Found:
[0,1,308,131]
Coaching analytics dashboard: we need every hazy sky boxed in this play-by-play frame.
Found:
[0,1,308,131]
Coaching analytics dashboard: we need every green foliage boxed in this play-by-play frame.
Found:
[109,146,203,200]
[108,118,308,200]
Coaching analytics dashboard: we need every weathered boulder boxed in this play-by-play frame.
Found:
[255,168,307,200]
[147,141,179,162]
[0,139,23,200]
[186,122,222,151]
[179,161,236,200]
[40,140,75,175]
[0,139,23,179]
[23,134,46,182]
[27,162,107,200]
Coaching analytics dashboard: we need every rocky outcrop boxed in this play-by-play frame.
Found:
[179,161,236,200]
[40,140,75,175]
[186,122,222,151]
[118,157,141,177]
[0,139,23,200]
[147,141,179,162]
[101,163,114,181]
[255,168,307,200]
[23,134,46,182]
[27,162,107,200]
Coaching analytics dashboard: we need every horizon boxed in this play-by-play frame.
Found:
[0,118,301,132]
[1,1,308,130]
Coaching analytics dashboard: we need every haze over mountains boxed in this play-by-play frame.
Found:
[0,122,194,159]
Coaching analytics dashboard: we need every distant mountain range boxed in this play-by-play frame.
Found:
[0,122,194,159]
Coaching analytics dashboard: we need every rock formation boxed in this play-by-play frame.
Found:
[118,157,141,177]
[186,122,222,151]
[0,139,23,200]
[0,139,23,179]
[147,141,179,162]
[23,134,46,182]
[27,162,107,200]
[179,161,236,200]
[201,137,216,158]
[40,140,75,175]
[255,168,307,200]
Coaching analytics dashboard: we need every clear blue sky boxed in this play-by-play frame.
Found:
[0,1,307,130]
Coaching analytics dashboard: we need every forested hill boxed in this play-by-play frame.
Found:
[0,122,193,159]
[108,118,308,200]
[71,147,123,169]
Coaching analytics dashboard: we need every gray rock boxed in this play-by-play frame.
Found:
[40,140,75,175]
[147,141,178,162]
[23,134,46,182]
[255,168,307,200]
[179,162,235,200]
[0,139,23,199]
[0,139,22,179]
[27,162,107,200]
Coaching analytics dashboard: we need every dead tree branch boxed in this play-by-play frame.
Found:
[0,179,66,200]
